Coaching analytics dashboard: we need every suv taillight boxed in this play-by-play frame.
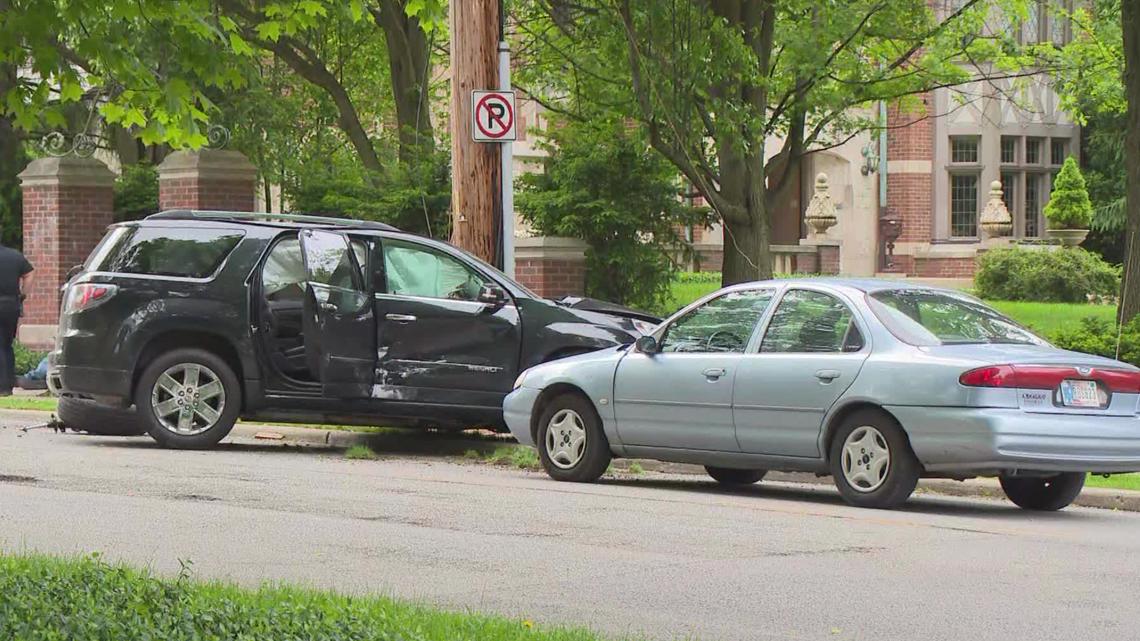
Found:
[960,364,1140,393]
[64,283,118,313]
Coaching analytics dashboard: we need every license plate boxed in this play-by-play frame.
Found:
[1059,379,1101,408]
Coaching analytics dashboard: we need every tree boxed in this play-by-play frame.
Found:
[1044,157,1094,230]
[1123,0,1140,321]
[515,0,1039,285]
[517,118,707,311]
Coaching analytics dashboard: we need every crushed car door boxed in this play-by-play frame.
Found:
[299,229,376,398]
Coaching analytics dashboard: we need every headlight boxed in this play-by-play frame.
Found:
[513,371,528,390]
[631,318,659,336]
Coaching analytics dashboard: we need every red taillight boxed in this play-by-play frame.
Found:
[960,364,1140,393]
[65,283,117,313]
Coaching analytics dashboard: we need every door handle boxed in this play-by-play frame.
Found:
[385,313,417,323]
[815,369,841,382]
[319,302,337,313]
[702,367,727,381]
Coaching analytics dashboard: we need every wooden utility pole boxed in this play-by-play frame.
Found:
[449,0,502,264]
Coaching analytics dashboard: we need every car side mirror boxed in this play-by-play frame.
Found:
[635,335,659,355]
[65,264,83,282]
[477,283,508,307]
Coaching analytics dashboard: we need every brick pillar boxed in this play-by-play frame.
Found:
[514,236,588,298]
[17,156,115,347]
[886,93,934,245]
[157,149,257,212]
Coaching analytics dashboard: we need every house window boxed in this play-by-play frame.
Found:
[1001,137,1018,164]
[1001,172,1018,214]
[950,174,979,238]
[1025,174,1042,237]
[951,136,979,163]
[1026,138,1042,164]
[1050,139,1067,165]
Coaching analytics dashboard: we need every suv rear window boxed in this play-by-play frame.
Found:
[91,225,244,278]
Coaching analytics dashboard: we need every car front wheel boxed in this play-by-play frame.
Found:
[536,393,611,483]
[829,409,921,509]
[999,473,1085,511]
[135,348,241,450]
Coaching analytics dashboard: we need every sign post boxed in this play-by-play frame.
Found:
[471,87,516,277]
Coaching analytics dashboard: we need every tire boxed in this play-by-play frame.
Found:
[705,466,766,485]
[536,393,611,482]
[57,395,147,436]
[999,473,1085,511]
[828,408,921,509]
[135,348,241,450]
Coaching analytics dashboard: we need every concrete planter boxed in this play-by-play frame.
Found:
[1045,228,1089,247]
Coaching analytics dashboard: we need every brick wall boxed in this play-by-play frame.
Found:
[913,256,978,278]
[887,174,933,243]
[794,252,819,274]
[694,249,722,273]
[818,245,841,275]
[515,258,586,298]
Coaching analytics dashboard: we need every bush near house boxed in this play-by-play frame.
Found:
[1050,316,1140,366]
[974,247,1119,303]
[1043,157,1094,230]
[0,553,606,641]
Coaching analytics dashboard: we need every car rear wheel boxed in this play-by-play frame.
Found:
[829,409,921,509]
[135,348,241,450]
[999,473,1085,511]
[536,393,611,483]
[705,466,766,485]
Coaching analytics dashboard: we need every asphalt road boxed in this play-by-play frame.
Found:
[2,411,1138,641]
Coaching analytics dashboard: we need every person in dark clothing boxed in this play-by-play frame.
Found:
[0,243,33,396]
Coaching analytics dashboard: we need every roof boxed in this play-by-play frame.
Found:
[145,209,399,232]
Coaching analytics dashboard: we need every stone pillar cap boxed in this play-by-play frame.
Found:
[515,235,588,260]
[18,156,116,188]
[157,149,258,181]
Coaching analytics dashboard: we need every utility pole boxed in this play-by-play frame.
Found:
[449,0,502,265]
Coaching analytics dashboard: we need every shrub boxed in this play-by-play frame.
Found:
[1051,316,1140,367]
[974,247,1119,303]
[113,163,159,222]
[518,118,709,312]
[14,341,46,376]
[0,553,598,641]
[1043,157,1093,230]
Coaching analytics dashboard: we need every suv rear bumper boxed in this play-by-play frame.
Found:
[57,365,133,406]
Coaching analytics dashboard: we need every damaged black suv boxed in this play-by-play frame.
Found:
[54,210,656,449]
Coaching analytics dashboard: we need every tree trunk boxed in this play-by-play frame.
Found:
[448,0,501,263]
[372,1,435,164]
[0,59,24,249]
[1121,0,1140,323]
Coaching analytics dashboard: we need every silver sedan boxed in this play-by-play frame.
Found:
[503,278,1140,510]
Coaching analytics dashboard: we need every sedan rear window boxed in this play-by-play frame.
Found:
[868,289,1046,346]
[90,225,244,279]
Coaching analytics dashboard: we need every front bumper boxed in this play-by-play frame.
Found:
[888,405,1140,474]
[503,386,541,447]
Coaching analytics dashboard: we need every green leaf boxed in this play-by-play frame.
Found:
[229,33,255,56]
[58,80,83,103]
[297,0,327,17]
[255,21,282,42]
[348,0,364,21]
[98,102,127,123]
[122,107,148,129]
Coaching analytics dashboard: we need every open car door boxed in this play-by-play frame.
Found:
[299,229,375,398]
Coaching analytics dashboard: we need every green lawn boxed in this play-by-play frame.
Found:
[1086,473,1140,492]
[0,553,611,641]
[0,395,58,412]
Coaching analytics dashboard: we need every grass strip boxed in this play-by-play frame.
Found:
[0,553,612,641]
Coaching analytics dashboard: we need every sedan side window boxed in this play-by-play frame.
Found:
[383,239,487,302]
[658,289,775,353]
[760,290,858,353]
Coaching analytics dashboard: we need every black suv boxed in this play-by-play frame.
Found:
[53,210,656,448]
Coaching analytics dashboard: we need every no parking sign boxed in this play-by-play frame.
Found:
[471,90,516,142]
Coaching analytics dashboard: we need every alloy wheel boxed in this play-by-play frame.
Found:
[841,425,891,492]
[150,363,226,436]
[545,409,587,469]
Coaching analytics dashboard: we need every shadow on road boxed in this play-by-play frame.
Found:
[68,428,513,459]
[596,475,1089,520]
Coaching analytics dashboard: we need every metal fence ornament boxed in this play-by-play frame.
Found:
[205,124,231,150]
[41,131,98,158]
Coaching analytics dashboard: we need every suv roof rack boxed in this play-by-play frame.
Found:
[146,209,400,232]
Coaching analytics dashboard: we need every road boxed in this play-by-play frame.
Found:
[2,410,1138,641]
